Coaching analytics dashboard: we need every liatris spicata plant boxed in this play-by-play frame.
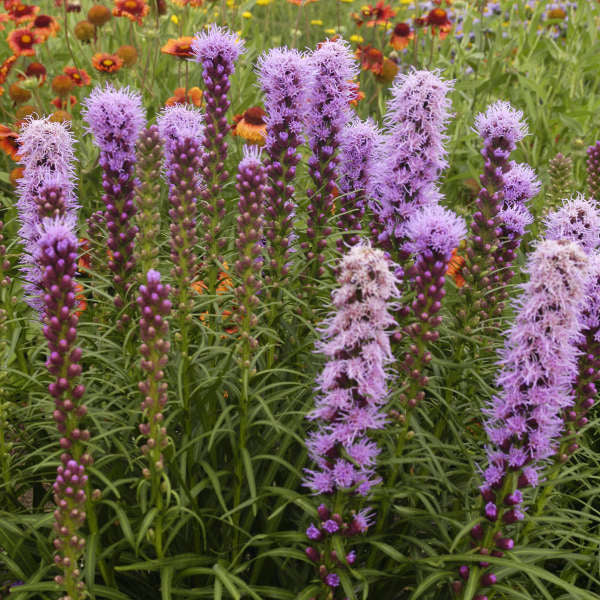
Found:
[34,216,91,600]
[586,140,600,200]
[546,152,573,208]
[302,37,357,281]
[336,118,380,252]
[368,69,453,258]
[134,125,164,275]
[257,47,310,288]
[459,101,528,333]
[191,25,244,292]
[15,117,78,311]
[136,269,172,557]
[303,244,399,597]
[459,239,589,600]
[82,83,146,315]
[400,204,466,411]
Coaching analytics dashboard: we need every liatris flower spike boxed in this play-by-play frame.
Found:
[368,69,453,256]
[192,25,244,292]
[459,239,588,600]
[82,83,146,316]
[546,152,573,209]
[303,244,399,598]
[586,140,600,200]
[134,126,164,275]
[257,47,310,288]
[302,37,358,282]
[401,204,466,409]
[336,118,380,252]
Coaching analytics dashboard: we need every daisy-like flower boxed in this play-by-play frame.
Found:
[352,1,396,27]
[390,22,413,50]
[425,7,452,38]
[161,36,194,58]
[7,2,39,23]
[112,0,148,24]
[63,66,91,86]
[0,124,20,160]
[91,52,123,73]
[0,55,17,84]
[7,27,41,56]
[165,86,202,107]
[356,44,383,74]
[32,14,60,40]
[232,106,267,146]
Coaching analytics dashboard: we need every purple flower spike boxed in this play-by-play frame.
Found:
[401,205,466,409]
[302,38,358,281]
[257,47,310,287]
[473,100,528,160]
[466,239,589,599]
[136,269,172,479]
[368,69,453,255]
[192,25,244,292]
[502,162,541,204]
[544,194,600,255]
[303,244,399,597]
[336,118,381,251]
[586,140,600,200]
[157,106,204,327]
[82,83,146,315]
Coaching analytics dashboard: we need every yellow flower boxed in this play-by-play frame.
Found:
[170,14,178,24]
[350,34,363,43]
[325,28,336,34]
[311,19,323,25]
[242,10,252,18]
[340,0,354,2]
[256,0,272,4]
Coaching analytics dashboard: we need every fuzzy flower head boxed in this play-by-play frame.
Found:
[191,24,245,70]
[544,194,600,255]
[81,83,146,171]
[474,100,528,150]
[384,68,453,134]
[256,46,310,135]
[503,162,541,204]
[34,213,78,258]
[238,144,263,171]
[403,204,466,259]
[338,118,380,193]
[157,104,204,160]
[18,116,76,180]
[498,203,534,237]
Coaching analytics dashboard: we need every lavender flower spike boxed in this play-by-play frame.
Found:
[257,47,310,288]
[192,25,244,292]
[461,239,588,599]
[82,83,146,316]
[400,204,466,408]
[302,37,358,281]
[368,69,453,255]
[303,244,399,598]
[336,118,380,251]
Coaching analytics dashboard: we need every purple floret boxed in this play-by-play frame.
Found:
[191,24,245,67]
[157,104,204,162]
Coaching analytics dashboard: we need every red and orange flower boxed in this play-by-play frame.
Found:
[52,94,77,109]
[356,44,384,75]
[0,54,17,84]
[161,36,194,58]
[232,107,267,146]
[7,27,41,55]
[91,52,123,73]
[63,65,91,86]
[447,248,465,288]
[0,124,20,160]
[352,1,395,27]
[390,21,413,50]
[424,8,452,38]
[32,14,60,40]
[165,86,202,107]
[169,0,203,7]
[7,2,39,23]
[112,0,148,25]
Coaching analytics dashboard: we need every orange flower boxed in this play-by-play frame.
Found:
[0,124,20,160]
[112,0,148,25]
[51,94,77,109]
[376,57,398,83]
[22,60,45,83]
[356,44,383,75]
[548,7,566,19]
[78,238,91,270]
[352,1,395,27]
[161,36,194,58]
[7,27,41,56]
[92,52,123,73]
[390,21,413,50]
[9,165,24,185]
[425,8,452,38]
[32,14,60,39]
[446,248,465,288]
[7,2,39,23]
[348,80,364,106]
[63,65,91,86]
[74,281,87,317]
[0,54,17,84]
[169,0,203,6]
[165,86,202,107]
[232,106,267,146]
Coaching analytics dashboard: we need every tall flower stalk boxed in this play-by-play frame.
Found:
[82,83,146,320]
[302,38,357,283]
[136,269,172,558]
[134,125,164,275]
[191,25,244,292]
[459,239,589,600]
[586,140,600,200]
[257,47,310,290]
[303,244,399,598]
[231,146,266,548]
